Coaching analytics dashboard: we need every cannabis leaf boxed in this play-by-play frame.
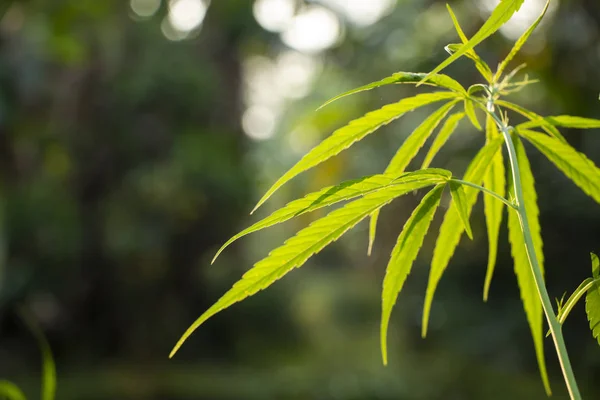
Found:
[171,178,448,357]
[420,0,525,85]
[422,136,503,336]
[519,129,600,204]
[421,112,465,169]
[507,135,551,395]
[380,184,445,365]
[520,115,600,130]
[252,91,459,213]
[449,181,473,239]
[496,100,567,143]
[586,253,600,346]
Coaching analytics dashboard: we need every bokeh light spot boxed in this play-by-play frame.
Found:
[168,0,208,33]
[253,0,296,32]
[242,106,278,141]
[130,0,161,18]
[281,5,342,54]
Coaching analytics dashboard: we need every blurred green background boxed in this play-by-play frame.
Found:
[0,0,599,399]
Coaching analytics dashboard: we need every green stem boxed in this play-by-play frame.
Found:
[449,178,517,210]
[490,111,582,399]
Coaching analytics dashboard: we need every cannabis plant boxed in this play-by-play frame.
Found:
[170,1,599,398]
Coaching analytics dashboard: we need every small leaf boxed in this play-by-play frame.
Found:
[586,279,600,346]
[592,252,599,279]
[422,136,504,337]
[367,212,377,256]
[318,72,466,110]
[253,91,459,213]
[214,169,451,262]
[0,381,27,400]
[445,4,493,81]
[496,100,567,143]
[420,0,525,85]
[507,135,551,395]
[449,181,473,239]
[495,0,550,80]
[421,112,465,169]
[171,180,441,357]
[519,115,600,130]
[554,277,595,330]
[464,98,483,131]
[483,115,506,300]
[381,184,445,365]
[519,129,600,204]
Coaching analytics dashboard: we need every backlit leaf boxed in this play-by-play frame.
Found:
[253,91,459,213]
[507,135,551,395]
[586,280,600,346]
[171,181,441,357]
[464,98,482,130]
[318,72,465,110]
[449,181,473,239]
[483,115,506,300]
[214,169,451,262]
[519,115,600,130]
[0,381,26,400]
[421,112,465,169]
[422,136,504,336]
[495,0,550,80]
[380,184,445,365]
[420,0,525,85]
[519,129,600,204]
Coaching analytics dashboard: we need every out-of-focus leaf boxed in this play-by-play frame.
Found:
[0,381,26,400]
[421,112,465,169]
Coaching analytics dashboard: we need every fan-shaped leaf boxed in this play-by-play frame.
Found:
[171,181,441,357]
[253,92,459,213]
[420,0,525,85]
[0,381,26,400]
[496,100,567,143]
[422,112,465,169]
[483,116,506,300]
[507,135,551,395]
[318,72,466,110]
[214,169,451,262]
[520,115,600,130]
[368,100,459,252]
[422,136,504,337]
[586,280,600,346]
[381,184,445,365]
[445,4,493,82]
[449,181,473,239]
[519,129,600,204]
[495,0,550,80]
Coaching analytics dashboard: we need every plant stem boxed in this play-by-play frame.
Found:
[449,178,517,210]
[494,117,582,400]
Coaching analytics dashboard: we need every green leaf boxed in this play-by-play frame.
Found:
[0,381,26,400]
[593,252,599,279]
[519,115,600,130]
[483,115,506,300]
[495,0,550,80]
[368,100,459,251]
[586,278,600,346]
[381,184,445,365]
[507,135,551,395]
[464,98,482,131]
[519,129,600,204]
[420,0,525,85]
[449,181,473,239]
[367,212,377,256]
[213,169,451,262]
[421,112,465,169]
[496,100,567,143]
[445,4,493,82]
[317,72,466,110]
[171,180,441,357]
[253,91,459,213]
[422,136,504,337]
[553,277,595,331]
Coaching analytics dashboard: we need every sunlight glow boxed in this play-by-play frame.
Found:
[480,0,557,40]
[320,0,396,27]
[253,0,296,32]
[242,106,278,140]
[130,0,161,18]
[281,5,342,53]
[275,51,321,99]
[168,0,208,33]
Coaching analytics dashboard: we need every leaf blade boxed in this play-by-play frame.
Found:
[507,135,551,395]
[496,100,567,143]
[421,112,465,169]
[519,129,600,204]
[449,181,474,239]
[171,180,442,357]
[0,381,27,400]
[381,184,445,364]
[586,281,600,346]
[520,115,600,130]
[253,91,459,213]
[422,136,504,336]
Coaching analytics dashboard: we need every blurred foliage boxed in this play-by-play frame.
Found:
[0,0,599,399]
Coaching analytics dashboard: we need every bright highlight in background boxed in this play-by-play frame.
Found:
[168,0,208,33]
[130,0,161,18]
[242,106,278,141]
[281,6,342,54]
[481,0,557,40]
[253,0,295,32]
[321,0,396,27]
